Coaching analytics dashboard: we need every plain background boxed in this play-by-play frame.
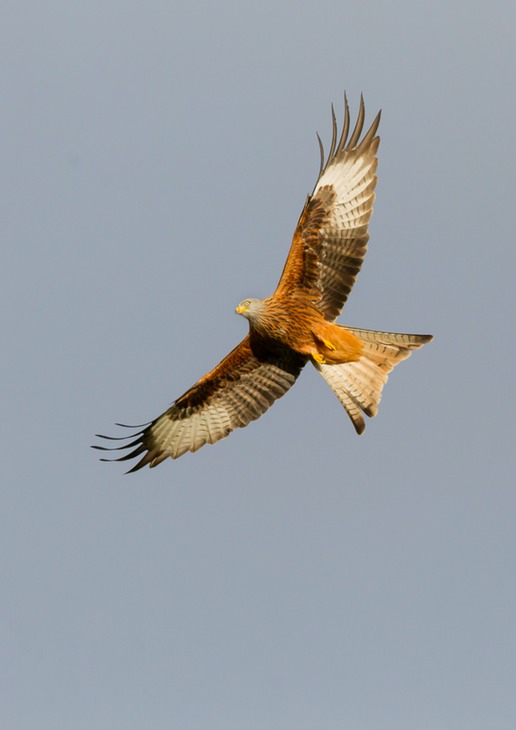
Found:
[2,1,515,728]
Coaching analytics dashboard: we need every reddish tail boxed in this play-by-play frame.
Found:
[314,326,433,433]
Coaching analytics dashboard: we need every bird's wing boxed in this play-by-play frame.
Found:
[93,335,306,471]
[274,96,381,321]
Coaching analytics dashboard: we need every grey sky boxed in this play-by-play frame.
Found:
[2,1,515,728]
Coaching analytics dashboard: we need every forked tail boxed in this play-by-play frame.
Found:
[314,326,433,433]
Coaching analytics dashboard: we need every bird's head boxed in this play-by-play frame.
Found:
[235,297,266,323]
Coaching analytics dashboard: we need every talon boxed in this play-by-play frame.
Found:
[312,351,326,364]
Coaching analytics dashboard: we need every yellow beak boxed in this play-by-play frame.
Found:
[235,305,245,314]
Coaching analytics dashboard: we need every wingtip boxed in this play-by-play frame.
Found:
[316,131,325,178]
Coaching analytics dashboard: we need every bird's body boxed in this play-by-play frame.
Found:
[236,296,363,365]
[94,97,433,472]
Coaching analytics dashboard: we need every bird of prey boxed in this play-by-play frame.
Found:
[93,97,432,472]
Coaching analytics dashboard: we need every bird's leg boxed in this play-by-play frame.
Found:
[310,333,336,364]
[311,350,326,364]
[320,337,336,351]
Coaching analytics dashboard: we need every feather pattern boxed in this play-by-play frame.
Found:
[315,327,433,432]
[93,336,306,471]
[275,95,381,321]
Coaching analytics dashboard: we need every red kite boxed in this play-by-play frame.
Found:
[94,97,432,472]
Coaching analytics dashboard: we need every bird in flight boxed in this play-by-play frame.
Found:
[93,96,432,472]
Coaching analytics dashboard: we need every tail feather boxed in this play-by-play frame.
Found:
[344,326,432,349]
[315,327,432,433]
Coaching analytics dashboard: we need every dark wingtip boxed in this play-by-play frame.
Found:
[347,95,366,149]
[317,93,381,179]
[316,132,325,178]
[92,421,153,472]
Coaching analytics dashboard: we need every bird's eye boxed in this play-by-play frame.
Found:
[244,300,250,307]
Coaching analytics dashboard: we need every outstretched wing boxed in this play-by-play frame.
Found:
[274,96,381,322]
[93,335,306,472]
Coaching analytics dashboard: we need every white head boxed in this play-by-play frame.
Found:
[235,297,266,324]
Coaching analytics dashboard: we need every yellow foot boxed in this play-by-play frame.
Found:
[321,338,336,351]
[312,351,326,364]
